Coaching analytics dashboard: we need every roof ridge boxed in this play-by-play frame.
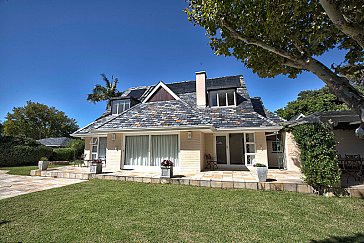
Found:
[125,75,244,91]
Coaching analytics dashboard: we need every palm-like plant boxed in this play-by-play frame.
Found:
[87,74,122,109]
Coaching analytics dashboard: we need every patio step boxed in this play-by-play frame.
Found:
[30,169,364,198]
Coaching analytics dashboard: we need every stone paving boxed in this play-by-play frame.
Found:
[31,166,303,183]
[29,166,364,198]
[0,170,85,200]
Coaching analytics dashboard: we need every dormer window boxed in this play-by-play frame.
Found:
[208,89,236,107]
[111,99,130,115]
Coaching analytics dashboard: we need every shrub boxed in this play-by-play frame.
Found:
[0,136,53,167]
[51,148,75,161]
[290,123,341,193]
[67,139,85,158]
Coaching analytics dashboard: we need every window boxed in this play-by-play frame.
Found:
[244,133,256,166]
[272,141,282,153]
[124,134,179,167]
[90,137,107,160]
[208,89,236,107]
[111,99,130,115]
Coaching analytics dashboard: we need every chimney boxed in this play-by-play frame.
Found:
[196,71,206,107]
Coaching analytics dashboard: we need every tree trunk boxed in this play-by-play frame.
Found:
[319,0,364,49]
[304,58,364,128]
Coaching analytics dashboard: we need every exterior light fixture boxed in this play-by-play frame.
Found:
[112,133,116,141]
[187,132,192,139]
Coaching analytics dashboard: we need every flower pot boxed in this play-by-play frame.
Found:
[38,160,49,171]
[256,167,268,182]
[161,166,173,178]
[90,163,102,174]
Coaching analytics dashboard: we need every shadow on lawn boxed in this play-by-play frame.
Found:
[311,233,364,243]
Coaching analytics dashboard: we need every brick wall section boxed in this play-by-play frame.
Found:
[179,131,202,172]
[284,132,301,171]
[106,133,123,171]
[255,132,268,166]
[84,137,91,160]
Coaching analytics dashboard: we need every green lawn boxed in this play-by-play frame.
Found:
[0,180,363,242]
[0,165,62,176]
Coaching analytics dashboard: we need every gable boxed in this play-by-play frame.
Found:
[143,81,180,103]
[148,86,176,102]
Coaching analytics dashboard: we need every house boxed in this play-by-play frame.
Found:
[72,71,300,172]
[37,137,72,148]
[287,110,364,158]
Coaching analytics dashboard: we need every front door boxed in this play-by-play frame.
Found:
[216,135,227,164]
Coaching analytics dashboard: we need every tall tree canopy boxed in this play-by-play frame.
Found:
[3,101,79,140]
[276,86,348,120]
[185,0,364,136]
[87,74,122,109]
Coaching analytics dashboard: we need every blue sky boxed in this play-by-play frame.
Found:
[0,0,345,127]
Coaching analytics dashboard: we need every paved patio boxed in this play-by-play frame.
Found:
[30,166,364,198]
[0,170,85,200]
[31,166,303,183]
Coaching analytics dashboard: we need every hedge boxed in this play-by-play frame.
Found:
[51,148,76,161]
[290,123,341,193]
[0,136,53,167]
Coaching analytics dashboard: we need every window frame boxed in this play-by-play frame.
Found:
[111,99,131,115]
[123,133,180,168]
[244,133,256,166]
[208,89,237,107]
[271,141,282,153]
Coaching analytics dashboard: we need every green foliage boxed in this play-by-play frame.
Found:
[185,0,364,113]
[276,86,349,120]
[51,148,75,161]
[3,101,79,140]
[87,74,122,108]
[290,123,341,191]
[0,136,53,167]
[185,0,362,78]
[67,139,85,158]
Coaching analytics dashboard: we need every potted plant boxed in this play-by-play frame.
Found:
[90,159,103,174]
[254,163,268,182]
[161,160,174,178]
[38,157,49,171]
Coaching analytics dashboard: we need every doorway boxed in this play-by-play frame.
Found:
[215,135,227,164]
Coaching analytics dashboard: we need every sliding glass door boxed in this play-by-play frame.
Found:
[124,135,149,166]
[124,134,179,167]
[151,135,179,166]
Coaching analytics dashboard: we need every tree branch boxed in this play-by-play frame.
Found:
[283,60,304,70]
[320,0,364,49]
[220,19,299,62]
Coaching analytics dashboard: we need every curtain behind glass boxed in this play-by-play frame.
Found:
[150,135,179,166]
[125,135,149,166]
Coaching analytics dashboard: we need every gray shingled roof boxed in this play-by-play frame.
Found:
[37,137,72,147]
[74,75,283,135]
[286,110,359,127]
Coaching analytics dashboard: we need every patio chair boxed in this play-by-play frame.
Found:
[205,154,218,170]
[343,154,363,182]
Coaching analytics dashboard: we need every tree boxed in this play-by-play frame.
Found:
[0,121,3,136]
[276,86,348,120]
[185,0,364,136]
[3,101,79,140]
[87,74,122,109]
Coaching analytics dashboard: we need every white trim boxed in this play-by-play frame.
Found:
[244,132,256,166]
[142,81,181,103]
